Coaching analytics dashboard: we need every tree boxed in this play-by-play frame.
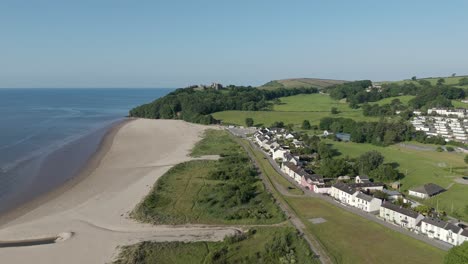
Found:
[446,146,454,152]
[373,190,389,200]
[411,76,417,81]
[318,142,333,159]
[271,121,284,128]
[464,154,468,164]
[444,242,468,264]
[331,107,339,114]
[357,151,384,175]
[414,205,432,216]
[452,73,456,77]
[436,146,444,152]
[437,78,445,86]
[369,164,399,182]
[301,120,311,130]
[245,117,254,127]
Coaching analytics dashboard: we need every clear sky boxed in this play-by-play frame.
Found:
[1,0,467,88]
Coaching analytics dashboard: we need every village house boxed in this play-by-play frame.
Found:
[331,182,382,212]
[272,148,288,161]
[459,229,468,245]
[355,175,371,183]
[301,173,324,190]
[353,192,382,212]
[348,182,385,192]
[419,217,463,246]
[379,201,424,230]
[331,182,357,204]
[281,162,305,183]
[408,183,445,199]
[381,189,403,201]
[313,184,332,194]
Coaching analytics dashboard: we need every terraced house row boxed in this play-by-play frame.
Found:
[252,127,468,247]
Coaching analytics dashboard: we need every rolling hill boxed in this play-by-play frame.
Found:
[258,78,348,90]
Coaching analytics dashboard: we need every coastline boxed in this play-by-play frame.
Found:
[0,118,132,227]
[0,119,236,264]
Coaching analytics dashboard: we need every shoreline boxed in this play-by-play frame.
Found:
[0,118,133,227]
[0,119,237,264]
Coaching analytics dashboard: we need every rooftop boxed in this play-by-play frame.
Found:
[381,201,420,219]
[410,183,445,196]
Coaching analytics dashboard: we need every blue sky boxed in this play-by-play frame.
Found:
[1,0,467,88]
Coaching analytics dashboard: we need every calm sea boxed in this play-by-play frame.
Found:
[0,88,172,214]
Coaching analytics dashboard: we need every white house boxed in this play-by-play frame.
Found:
[348,182,385,192]
[419,217,463,246]
[408,183,445,199]
[331,183,382,212]
[272,148,287,161]
[459,229,468,245]
[353,192,382,212]
[281,162,304,183]
[379,201,424,230]
[331,182,358,204]
[285,133,295,139]
[355,175,371,183]
[313,184,332,194]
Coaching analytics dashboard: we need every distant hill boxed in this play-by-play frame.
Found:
[258,78,348,90]
[378,75,468,88]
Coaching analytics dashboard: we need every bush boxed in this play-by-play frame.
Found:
[446,146,455,152]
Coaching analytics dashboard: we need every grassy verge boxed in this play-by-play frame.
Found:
[191,129,240,157]
[132,130,284,225]
[286,197,445,264]
[114,226,319,264]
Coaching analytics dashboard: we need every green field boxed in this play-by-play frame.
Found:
[132,130,284,225]
[382,75,468,87]
[114,227,318,264]
[451,100,468,108]
[372,95,415,106]
[286,197,445,264]
[258,78,347,90]
[213,93,378,127]
[327,140,468,221]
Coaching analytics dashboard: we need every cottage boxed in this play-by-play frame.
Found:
[348,182,385,192]
[285,133,295,139]
[355,175,371,183]
[420,217,463,246]
[459,229,468,245]
[379,202,424,230]
[353,192,382,212]
[409,183,445,199]
[381,189,403,201]
[331,182,358,204]
[313,184,332,194]
[301,174,324,190]
[272,148,287,161]
[281,162,305,183]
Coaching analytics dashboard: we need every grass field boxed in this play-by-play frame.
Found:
[372,95,415,106]
[213,93,378,127]
[286,197,445,264]
[327,140,468,221]
[114,226,318,264]
[382,75,468,87]
[132,130,284,225]
[258,78,347,90]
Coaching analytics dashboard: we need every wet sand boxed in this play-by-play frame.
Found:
[0,119,236,264]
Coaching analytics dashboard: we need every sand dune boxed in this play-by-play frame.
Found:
[0,119,236,264]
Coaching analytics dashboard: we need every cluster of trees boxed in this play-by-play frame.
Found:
[200,151,276,221]
[362,99,407,117]
[129,86,318,124]
[459,77,468,86]
[319,117,413,146]
[315,150,400,181]
[326,79,465,110]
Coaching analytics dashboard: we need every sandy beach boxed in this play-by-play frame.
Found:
[0,119,237,264]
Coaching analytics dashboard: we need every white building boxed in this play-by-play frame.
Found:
[331,182,382,212]
[419,217,463,246]
[408,183,445,199]
[380,202,424,230]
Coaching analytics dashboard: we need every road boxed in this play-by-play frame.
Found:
[227,127,453,252]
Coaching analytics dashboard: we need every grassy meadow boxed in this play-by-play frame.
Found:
[213,93,377,127]
[372,95,415,106]
[381,75,468,88]
[327,140,468,221]
[258,78,347,90]
[286,197,446,264]
[132,130,284,225]
[114,227,318,264]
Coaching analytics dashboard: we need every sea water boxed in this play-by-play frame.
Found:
[0,88,172,214]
